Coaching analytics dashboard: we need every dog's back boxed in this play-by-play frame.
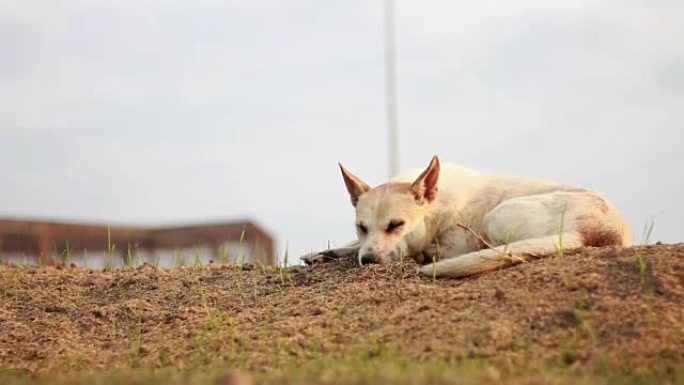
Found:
[394,162,579,223]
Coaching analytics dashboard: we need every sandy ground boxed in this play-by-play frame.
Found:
[0,244,682,382]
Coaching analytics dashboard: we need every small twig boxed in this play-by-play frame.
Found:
[456,223,530,264]
[456,223,497,251]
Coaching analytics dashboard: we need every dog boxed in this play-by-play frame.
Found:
[302,156,632,278]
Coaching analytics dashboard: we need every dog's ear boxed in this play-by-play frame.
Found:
[339,163,371,207]
[411,155,440,204]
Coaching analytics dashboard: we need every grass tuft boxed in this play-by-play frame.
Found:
[635,218,656,286]
[62,241,72,265]
[104,227,115,271]
[555,204,568,259]
[193,245,202,267]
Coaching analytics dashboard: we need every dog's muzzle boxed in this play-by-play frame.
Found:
[360,253,379,266]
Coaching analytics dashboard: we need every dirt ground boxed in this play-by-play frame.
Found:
[0,244,683,384]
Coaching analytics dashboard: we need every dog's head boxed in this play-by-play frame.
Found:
[339,156,440,266]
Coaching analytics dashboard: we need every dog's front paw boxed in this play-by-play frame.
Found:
[300,246,359,266]
[300,252,327,265]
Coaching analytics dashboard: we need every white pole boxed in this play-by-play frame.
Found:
[384,0,399,178]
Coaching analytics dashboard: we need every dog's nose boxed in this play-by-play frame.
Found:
[360,253,378,265]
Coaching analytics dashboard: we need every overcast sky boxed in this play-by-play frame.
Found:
[1,0,682,259]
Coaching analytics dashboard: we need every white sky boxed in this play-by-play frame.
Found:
[1,0,682,258]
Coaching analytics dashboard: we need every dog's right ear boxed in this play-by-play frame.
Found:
[339,163,371,207]
[411,155,440,204]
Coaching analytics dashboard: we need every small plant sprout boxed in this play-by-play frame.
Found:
[636,250,648,285]
[258,261,267,275]
[194,245,202,267]
[172,248,178,268]
[641,218,655,246]
[432,254,437,283]
[252,275,258,302]
[278,243,295,288]
[105,227,116,271]
[555,204,568,258]
[236,227,246,266]
[399,249,405,279]
[636,217,656,286]
[63,240,72,265]
[134,243,141,266]
[499,236,512,269]
[235,276,243,295]
[126,243,133,267]
[2,269,18,298]
[551,209,573,289]
[218,244,228,265]
[433,238,441,283]
[278,257,286,285]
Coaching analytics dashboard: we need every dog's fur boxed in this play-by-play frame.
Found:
[304,156,632,278]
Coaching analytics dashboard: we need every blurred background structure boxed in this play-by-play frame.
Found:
[1,1,682,263]
[0,219,275,267]
[0,218,275,267]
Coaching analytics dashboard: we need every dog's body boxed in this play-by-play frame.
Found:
[304,156,632,278]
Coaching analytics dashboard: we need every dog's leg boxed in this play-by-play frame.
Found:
[300,241,360,265]
[416,229,481,264]
[421,190,630,278]
[418,232,583,278]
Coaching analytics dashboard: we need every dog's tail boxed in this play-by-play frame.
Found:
[418,233,585,278]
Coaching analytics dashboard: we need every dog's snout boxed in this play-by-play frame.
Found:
[360,253,378,265]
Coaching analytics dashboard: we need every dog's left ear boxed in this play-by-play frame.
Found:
[411,155,440,204]
[339,163,371,207]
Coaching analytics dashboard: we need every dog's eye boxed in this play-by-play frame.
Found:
[357,224,368,234]
[386,220,405,233]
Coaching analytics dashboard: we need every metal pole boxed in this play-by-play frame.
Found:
[384,0,399,178]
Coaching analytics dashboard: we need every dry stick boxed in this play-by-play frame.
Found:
[455,223,534,265]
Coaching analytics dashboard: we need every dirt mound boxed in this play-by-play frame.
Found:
[0,244,682,377]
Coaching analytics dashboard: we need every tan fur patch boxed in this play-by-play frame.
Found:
[577,217,623,247]
[575,193,622,247]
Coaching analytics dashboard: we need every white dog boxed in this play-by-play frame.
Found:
[303,156,632,278]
